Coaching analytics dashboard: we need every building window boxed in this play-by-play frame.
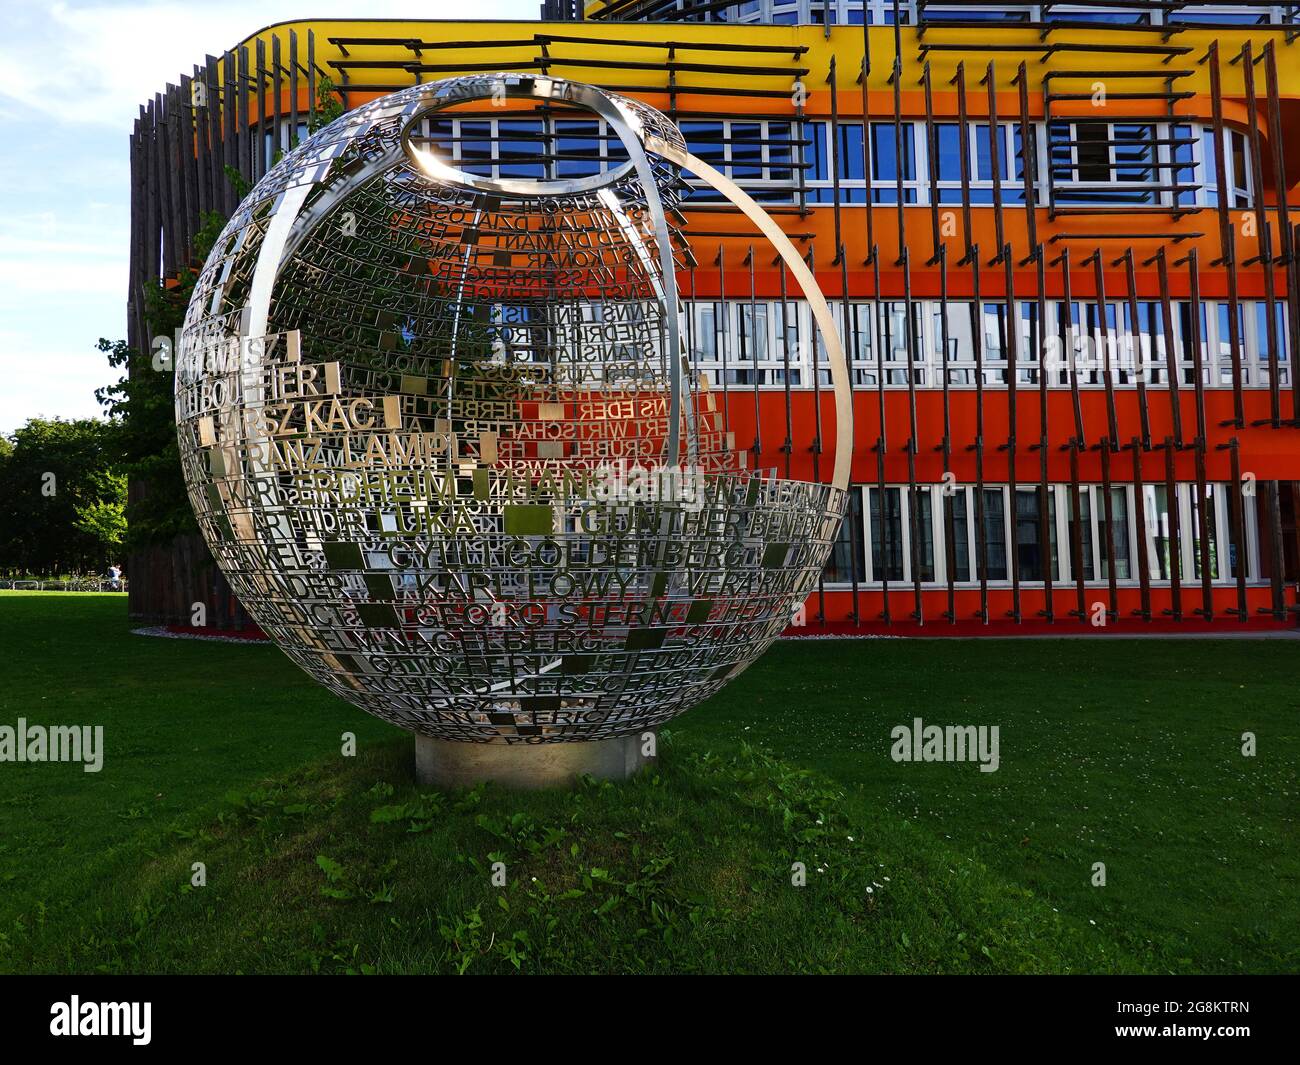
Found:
[554,119,614,179]
[680,120,799,204]
[914,487,937,581]
[1101,487,1132,581]
[1015,486,1056,582]
[869,485,905,582]
[824,487,867,584]
[1051,121,1165,207]
[682,298,1287,391]
[808,121,919,204]
[693,1,1287,28]
[950,489,971,582]
[817,482,1255,588]
[1189,483,1221,580]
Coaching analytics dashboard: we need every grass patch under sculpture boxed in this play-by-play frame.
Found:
[0,592,1295,973]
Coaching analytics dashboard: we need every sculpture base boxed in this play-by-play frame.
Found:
[415,732,655,790]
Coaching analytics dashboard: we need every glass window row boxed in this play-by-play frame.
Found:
[391,115,1258,210]
[824,481,1264,588]
[685,298,1292,390]
[699,2,1289,28]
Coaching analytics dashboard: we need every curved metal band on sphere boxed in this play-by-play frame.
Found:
[175,74,852,744]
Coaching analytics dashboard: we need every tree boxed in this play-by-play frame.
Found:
[74,469,128,563]
[308,76,344,134]
[0,418,126,576]
[96,210,229,547]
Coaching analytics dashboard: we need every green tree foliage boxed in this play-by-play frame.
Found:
[308,76,345,134]
[0,418,127,576]
[96,210,230,546]
[73,469,127,561]
[98,77,345,550]
[223,164,251,201]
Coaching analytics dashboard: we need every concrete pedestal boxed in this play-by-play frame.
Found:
[415,731,655,790]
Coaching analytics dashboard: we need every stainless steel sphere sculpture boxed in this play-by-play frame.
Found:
[176,74,851,745]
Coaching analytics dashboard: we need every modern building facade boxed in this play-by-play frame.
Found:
[129,2,1300,633]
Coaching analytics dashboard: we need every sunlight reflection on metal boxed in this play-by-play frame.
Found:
[176,74,850,743]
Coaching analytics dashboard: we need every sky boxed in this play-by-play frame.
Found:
[0,0,538,435]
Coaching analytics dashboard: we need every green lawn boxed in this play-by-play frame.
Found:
[0,591,1295,974]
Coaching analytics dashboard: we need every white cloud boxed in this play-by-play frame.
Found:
[0,0,539,432]
[0,0,540,129]
[0,347,118,433]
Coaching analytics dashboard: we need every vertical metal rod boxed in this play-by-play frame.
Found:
[716,245,731,438]
[876,444,891,626]
[806,244,824,493]
[1090,249,1120,450]
[272,35,283,161]
[178,82,194,252]
[891,29,905,265]
[1294,224,1300,423]
[839,246,860,625]
[1226,440,1249,621]
[1263,43,1298,427]
[204,55,221,221]
[828,55,844,266]
[255,39,267,181]
[938,246,957,624]
[190,68,207,221]
[1121,248,1152,449]
[872,246,886,456]
[984,62,1006,265]
[1194,442,1213,621]
[1068,440,1086,624]
[1016,62,1039,255]
[1264,481,1286,619]
[778,263,794,481]
[872,245,889,625]
[178,74,197,249]
[1058,249,1086,442]
[222,51,236,214]
[289,30,300,149]
[939,243,953,470]
[1003,244,1020,623]
[860,17,875,262]
[1239,41,1275,427]
[943,483,957,624]
[155,92,175,276]
[1185,248,1208,445]
[1151,247,1183,446]
[1130,439,1152,621]
[954,62,974,262]
[1207,42,1246,427]
[970,246,988,623]
[908,445,923,624]
[307,30,316,127]
[746,246,761,459]
[1163,438,1183,622]
[166,88,183,272]
[239,46,252,183]
[1035,246,1054,623]
[903,248,922,624]
[1100,438,1118,621]
[922,62,942,263]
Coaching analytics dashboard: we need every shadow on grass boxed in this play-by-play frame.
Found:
[2,735,1138,975]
